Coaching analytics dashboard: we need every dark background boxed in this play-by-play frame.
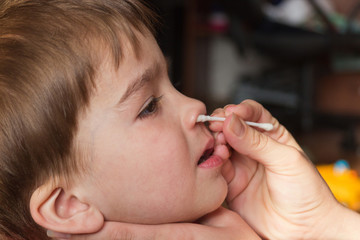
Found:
[149,0,360,170]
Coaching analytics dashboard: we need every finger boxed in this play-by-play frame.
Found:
[223,114,308,175]
[208,108,225,132]
[225,100,301,151]
[198,207,247,228]
[214,131,232,159]
[215,132,226,146]
[69,222,186,240]
[213,144,230,160]
[47,230,71,239]
[226,152,259,201]
[198,207,260,240]
[69,212,259,240]
[221,159,234,184]
[225,100,280,135]
[224,100,271,124]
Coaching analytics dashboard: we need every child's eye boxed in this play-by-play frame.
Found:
[138,96,163,119]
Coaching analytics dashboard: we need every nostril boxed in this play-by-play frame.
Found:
[186,112,206,129]
[190,114,199,125]
[180,96,207,128]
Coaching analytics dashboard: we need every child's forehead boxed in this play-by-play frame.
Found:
[97,28,159,68]
[92,31,164,95]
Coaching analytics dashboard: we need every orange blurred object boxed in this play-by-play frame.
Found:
[317,160,360,211]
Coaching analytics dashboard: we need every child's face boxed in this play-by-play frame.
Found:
[74,31,228,224]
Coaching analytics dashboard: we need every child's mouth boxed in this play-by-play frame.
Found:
[197,147,224,168]
[198,148,214,165]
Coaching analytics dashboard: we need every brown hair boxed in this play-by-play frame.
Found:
[0,0,157,239]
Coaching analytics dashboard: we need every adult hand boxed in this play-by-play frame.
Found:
[210,100,360,239]
[47,207,260,240]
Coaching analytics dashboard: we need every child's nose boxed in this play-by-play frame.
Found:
[180,95,207,129]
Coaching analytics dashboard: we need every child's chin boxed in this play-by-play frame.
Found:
[113,185,228,225]
[195,189,228,222]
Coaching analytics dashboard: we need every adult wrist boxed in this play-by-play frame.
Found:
[311,201,360,240]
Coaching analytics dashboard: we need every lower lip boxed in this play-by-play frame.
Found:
[198,155,223,169]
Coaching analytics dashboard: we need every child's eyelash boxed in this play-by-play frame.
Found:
[138,95,163,119]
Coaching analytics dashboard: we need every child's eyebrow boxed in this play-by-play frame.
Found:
[117,61,161,106]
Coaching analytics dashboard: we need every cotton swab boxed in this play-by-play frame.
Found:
[196,115,274,131]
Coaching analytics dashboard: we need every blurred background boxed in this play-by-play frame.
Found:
[150,0,360,207]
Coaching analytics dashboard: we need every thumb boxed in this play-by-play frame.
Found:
[223,114,306,174]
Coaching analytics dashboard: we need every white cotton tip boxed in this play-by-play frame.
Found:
[244,121,274,131]
[196,115,274,131]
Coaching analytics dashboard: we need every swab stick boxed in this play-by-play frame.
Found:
[196,115,274,131]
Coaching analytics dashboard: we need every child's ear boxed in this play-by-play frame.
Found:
[29,183,104,234]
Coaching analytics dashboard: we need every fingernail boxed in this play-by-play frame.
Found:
[229,114,244,136]
[47,230,71,239]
